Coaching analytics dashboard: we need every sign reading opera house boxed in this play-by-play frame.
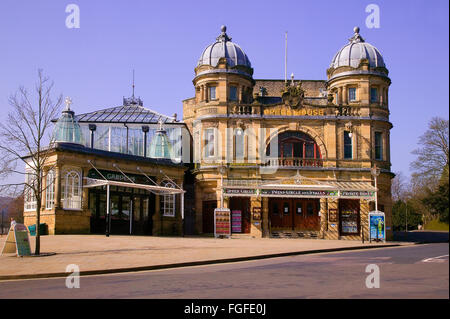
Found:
[23,25,393,241]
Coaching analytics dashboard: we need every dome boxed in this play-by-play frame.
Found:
[197,26,252,69]
[148,120,173,159]
[53,97,84,145]
[330,27,385,69]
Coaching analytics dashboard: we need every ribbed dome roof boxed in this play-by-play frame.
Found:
[149,120,173,159]
[53,97,84,145]
[198,26,251,69]
[330,27,385,69]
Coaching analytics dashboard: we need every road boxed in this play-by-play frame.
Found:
[0,243,448,299]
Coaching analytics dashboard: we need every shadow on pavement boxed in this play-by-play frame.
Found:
[394,231,449,243]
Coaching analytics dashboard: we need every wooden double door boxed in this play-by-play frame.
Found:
[270,198,320,231]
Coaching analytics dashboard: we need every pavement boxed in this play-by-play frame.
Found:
[0,234,414,281]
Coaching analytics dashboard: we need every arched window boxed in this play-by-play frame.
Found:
[46,169,55,210]
[161,180,176,217]
[275,131,321,159]
[265,131,322,167]
[61,169,82,210]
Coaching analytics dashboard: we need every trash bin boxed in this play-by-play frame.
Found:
[28,223,47,236]
[28,224,36,236]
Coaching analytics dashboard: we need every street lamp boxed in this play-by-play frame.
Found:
[371,164,381,212]
[218,166,227,208]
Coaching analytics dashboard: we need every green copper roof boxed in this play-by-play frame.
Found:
[53,98,84,145]
[149,123,173,159]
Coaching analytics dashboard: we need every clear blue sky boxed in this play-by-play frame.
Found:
[0,0,448,184]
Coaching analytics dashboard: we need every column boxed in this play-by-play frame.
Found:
[262,197,269,237]
[360,199,370,241]
[250,197,262,238]
[326,198,340,240]
[153,177,162,236]
[54,166,61,210]
[342,86,348,104]
[319,198,328,239]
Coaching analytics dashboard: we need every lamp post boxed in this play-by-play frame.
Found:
[371,164,381,212]
[218,166,226,208]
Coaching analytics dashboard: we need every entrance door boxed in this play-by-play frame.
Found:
[269,199,292,229]
[270,198,320,231]
[202,200,217,234]
[296,199,320,231]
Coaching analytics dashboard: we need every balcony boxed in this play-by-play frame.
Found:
[262,157,323,168]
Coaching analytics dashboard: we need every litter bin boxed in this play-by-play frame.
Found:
[28,223,47,236]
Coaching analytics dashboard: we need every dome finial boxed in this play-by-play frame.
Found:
[64,96,72,111]
[217,25,231,42]
[349,26,364,43]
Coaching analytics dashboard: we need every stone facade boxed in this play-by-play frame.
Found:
[23,144,187,236]
[183,26,394,240]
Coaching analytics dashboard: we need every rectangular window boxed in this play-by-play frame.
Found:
[205,129,215,158]
[234,129,244,159]
[370,87,378,103]
[209,86,216,100]
[344,131,353,159]
[348,88,356,101]
[46,169,55,210]
[375,132,383,160]
[24,171,37,211]
[229,86,237,101]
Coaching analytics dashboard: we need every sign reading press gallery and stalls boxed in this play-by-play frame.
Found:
[223,188,375,199]
[87,169,155,185]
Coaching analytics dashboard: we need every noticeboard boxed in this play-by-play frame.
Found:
[1,224,32,257]
[232,210,242,233]
[369,211,385,242]
[214,208,231,238]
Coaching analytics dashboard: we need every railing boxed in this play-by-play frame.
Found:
[262,157,323,168]
[229,105,254,115]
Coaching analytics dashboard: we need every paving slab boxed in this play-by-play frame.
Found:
[0,235,410,280]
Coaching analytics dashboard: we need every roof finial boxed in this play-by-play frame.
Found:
[349,26,364,43]
[64,96,72,111]
[132,69,135,98]
[217,25,231,42]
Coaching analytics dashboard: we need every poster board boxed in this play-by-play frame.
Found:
[369,211,385,243]
[214,208,231,238]
[1,224,32,257]
[231,210,242,233]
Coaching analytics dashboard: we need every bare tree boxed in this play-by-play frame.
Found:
[391,171,407,202]
[0,70,62,255]
[411,117,449,185]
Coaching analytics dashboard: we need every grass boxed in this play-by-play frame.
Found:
[424,219,449,231]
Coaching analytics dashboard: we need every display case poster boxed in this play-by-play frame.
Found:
[369,212,385,242]
[232,210,242,233]
[341,210,358,233]
[214,208,231,238]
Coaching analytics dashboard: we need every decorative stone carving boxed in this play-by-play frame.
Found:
[281,82,305,109]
